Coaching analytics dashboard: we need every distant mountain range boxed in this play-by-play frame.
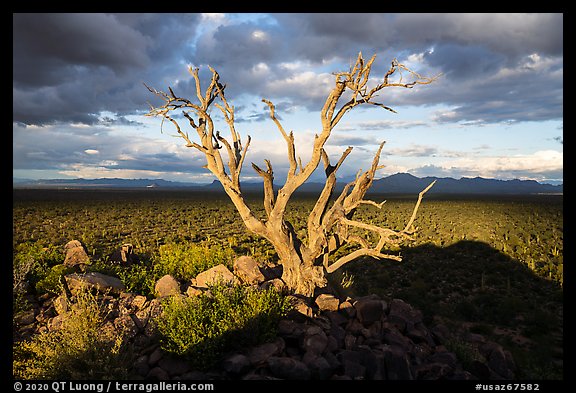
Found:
[13,173,563,195]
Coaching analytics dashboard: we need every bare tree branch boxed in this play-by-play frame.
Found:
[145,52,438,296]
[402,180,437,234]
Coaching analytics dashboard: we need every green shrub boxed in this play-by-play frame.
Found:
[13,287,131,379]
[118,264,156,296]
[35,264,74,295]
[13,242,64,288]
[153,242,235,281]
[155,283,292,369]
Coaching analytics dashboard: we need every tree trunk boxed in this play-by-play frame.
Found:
[280,252,327,298]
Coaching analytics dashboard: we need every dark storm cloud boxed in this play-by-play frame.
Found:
[187,13,562,123]
[13,13,563,127]
[394,13,563,58]
[13,13,150,88]
[13,13,201,126]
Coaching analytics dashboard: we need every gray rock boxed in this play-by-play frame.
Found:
[46,312,68,331]
[131,295,148,310]
[469,359,491,379]
[428,351,458,369]
[388,298,422,333]
[52,294,68,316]
[195,264,238,288]
[315,293,340,312]
[133,355,150,377]
[485,344,515,379]
[233,256,265,285]
[383,327,415,352]
[14,309,36,326]
[180,371,211,380]
[114,314,139,338]
[185,285,203,297]
[357,346,380,379]
[222,353,251,375]
[259,278,286,292]
[286,295,313,320]
[339,300,356,318]
[381,345,413,380]
[154,275,181,297]
[65,272,125,294]
[158,356,192,377]
[354,297,386,326]
[267,356,311,379]
[248,341,283,365]
[303,326,328,354]
[407,325,434,345]
[414,362,453,380]
[307,355,334,379]
[109,243,138,265]
[341,359,366,380]
[430,323,450,344]
[148,347,164,366]
[146,366,170,380]
[63,240,90,269]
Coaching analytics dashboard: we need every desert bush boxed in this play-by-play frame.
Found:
[153,242,235,282]
[155,283,292,369]
[13,242,63,287]
[13,286,131,379]
[35,264,74,295]
[118,263,156,296]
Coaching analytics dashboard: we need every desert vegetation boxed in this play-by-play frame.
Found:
[13,189,563,379]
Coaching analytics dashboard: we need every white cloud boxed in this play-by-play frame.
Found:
[336,119,429,131]
[251,30,268,41]
[266,71,333,99]
[411,150,563,180]
[84,149,99,155]
[201,13,226,22]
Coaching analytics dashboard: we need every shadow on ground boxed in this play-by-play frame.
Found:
[335,240,563,379]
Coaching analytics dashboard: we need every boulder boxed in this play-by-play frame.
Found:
[154,275,181,297]
[14,309,36,326]
[222,353,251,375]
[195,264,238,288]
[303,326,329,354]
[65,272,125,294]
[114,314,139,339]
[146,367,170,380]
[381,345,413,380]
[233,256,265,285]
[286,295,314,320]
[339,300,356,318]
[259,278,286,292]
[133,355,150,378]
[306,355,334,379]
[247,340,284,365]
[63,240,90,269]
[108,243,139,266]
[267,356,311,379]
[354,296,386,326]
[315,293,340,312]
[388,298,422,332]
[158,355,192,377]
[53,294,68,315]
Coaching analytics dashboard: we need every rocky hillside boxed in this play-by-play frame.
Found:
[13,240,516,380]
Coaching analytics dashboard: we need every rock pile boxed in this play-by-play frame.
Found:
[14,240,516,380]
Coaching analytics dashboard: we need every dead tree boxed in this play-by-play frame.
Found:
[145,53,438,297]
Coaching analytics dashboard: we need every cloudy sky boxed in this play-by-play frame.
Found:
[13,13,563,185]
